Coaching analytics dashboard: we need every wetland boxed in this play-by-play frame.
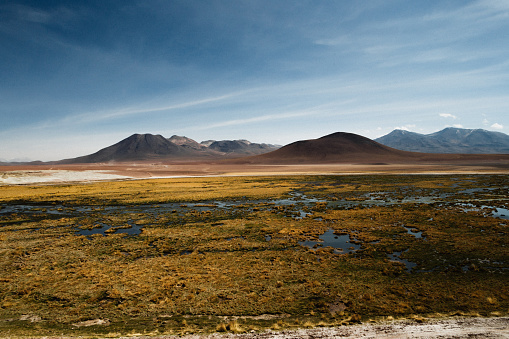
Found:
[0,174,508,337]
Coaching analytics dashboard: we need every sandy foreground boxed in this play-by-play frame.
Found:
[1,161,509,185]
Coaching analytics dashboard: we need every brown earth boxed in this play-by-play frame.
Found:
[1,159,509,185]
[3,132,509,183]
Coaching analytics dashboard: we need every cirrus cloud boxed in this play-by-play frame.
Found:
[439,113,457,119]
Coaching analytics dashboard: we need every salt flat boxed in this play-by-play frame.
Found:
[0,170,131,185]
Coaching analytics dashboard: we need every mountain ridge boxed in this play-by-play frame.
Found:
[375,127,509,154]
[168,135,208,150]
[237,131,509,165]
[59,134,198,163]
[240,132,422,164]
[57,133,280,164]
[5,129,509,165]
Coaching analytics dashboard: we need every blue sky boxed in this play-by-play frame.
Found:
[1,0,508,161]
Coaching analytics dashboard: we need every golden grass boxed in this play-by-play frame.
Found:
[0,174,507,336]
[0,176,298,204]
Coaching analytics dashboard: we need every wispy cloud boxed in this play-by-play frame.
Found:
[330,1,509,70]
[1,1,508,161]
[63,91,249,125]
[188,105,335,131]
[0,3,77,39]
[439,113,457,119]
[313,35,351,47]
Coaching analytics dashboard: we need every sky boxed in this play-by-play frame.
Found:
[1,0,508,161]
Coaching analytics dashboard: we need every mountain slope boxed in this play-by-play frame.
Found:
[54,131,509,165]
[60,134,203,163]
[168,135,280,156]
[207,139,280,155]
[376,128,509,154]
[58,134,280,163]
[243,132,421,164]
[168,135,208,150]
[242,131,509,165]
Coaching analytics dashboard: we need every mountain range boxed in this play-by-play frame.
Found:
[238,131,509,165]
[59,132,425,165]
[168,135,280,155]
[240,132,416,164]
[58,134,280,163]
[375,128,509,154]
[3,128,509,166]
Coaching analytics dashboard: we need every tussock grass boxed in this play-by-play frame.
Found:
[0,176,298,205]
[0,174,507,336]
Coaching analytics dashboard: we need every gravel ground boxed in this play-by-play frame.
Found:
[110,317,509,339]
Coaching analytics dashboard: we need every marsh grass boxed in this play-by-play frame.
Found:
[0,175,507,336]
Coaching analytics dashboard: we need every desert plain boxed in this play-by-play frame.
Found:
[0,161,508,338]
[2,160,509,184]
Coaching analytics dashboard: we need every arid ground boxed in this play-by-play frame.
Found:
[1,162,508,338]
[2,160,509,185]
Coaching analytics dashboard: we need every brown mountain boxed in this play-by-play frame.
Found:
[239,132,509,165]
[55,131,509,165]
[57,133,280,163]
[167,135,279,157]
[168,135,208,150]
[238,132,414,164]
[207,139,280,156]
[59,134,208,163]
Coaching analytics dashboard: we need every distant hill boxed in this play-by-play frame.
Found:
[243,132,420,164]
[207,139,280,156]
[11,131,509,165]
[168,135,208,150]
[57,134,280,163]
[375,128,509,154]
[59,134,203,163]
[168,135,279,156]
[239,131,509,165]
[200,140,215,147]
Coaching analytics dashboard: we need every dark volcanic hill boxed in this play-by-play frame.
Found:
[239,132,509,165]
[375,128,509,154]
[51,131,509,165]
[243,132,420,164]
[60,134,207,163]
[57,134,280,163]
